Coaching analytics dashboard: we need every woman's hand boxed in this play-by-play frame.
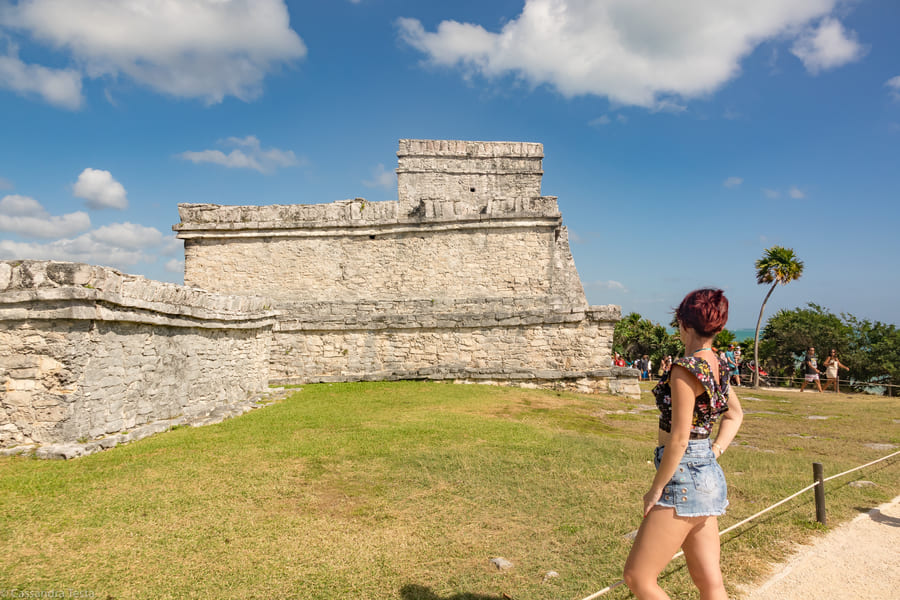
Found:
[643,486,663,517]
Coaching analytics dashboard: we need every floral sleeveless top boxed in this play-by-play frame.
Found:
[653,356,730,436]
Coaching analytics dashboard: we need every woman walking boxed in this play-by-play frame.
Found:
[822,349,849,392]
[623,289,744,599]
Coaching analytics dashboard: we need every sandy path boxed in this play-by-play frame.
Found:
[738,495,900,599]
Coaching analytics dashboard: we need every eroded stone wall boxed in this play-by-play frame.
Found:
[174,139,639,397]
[178,195,582,304]
[0,261,276,449]
[270,311,616,381]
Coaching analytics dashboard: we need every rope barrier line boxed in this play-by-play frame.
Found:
[745,374,898,394]
[577,449,900,600]
[821,449,900,483]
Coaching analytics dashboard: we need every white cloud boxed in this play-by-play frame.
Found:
[179,136,301,174]
[91,222,163,249]
[398,0,851,109]
[0,221,167,269]
[0,237,150,268]
[73,168,128,209]
[1,0,305,105]
[0,194,43,216]
[589,115,611,127]
[789,186,806,199]
[362,163,395,189]
[723,177,743,188]
[886,76,900,101]
[762,188,780,199]
[0,47,83,109]
[165,258,185,274]
[160,235,184,257]
[791,17,865,74]
[0,194,91,238]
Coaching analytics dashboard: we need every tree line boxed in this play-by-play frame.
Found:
[613,304,899,393]
[613,245,897,393]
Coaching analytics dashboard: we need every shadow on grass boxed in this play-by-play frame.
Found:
[400,584,508,600]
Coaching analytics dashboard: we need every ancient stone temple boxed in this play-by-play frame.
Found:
[175,139,637,396]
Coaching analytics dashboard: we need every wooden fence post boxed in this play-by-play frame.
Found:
[813,462,826,525]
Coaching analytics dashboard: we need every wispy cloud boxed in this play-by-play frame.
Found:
[0,194,91,238]
[179,136,303,174]
[762,188,780,199]
[165,258,185,274]
[788,186,806,199]
[886,76,900,101]
[0,223,169,269]
[791,17,866,74]
[0,47,83,110]
[588,280,628,292]
[362,163,395,189]
[0,177,13,191]
[723,177,743,188]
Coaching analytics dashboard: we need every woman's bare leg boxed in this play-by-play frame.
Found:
[623,507,697,599]
[681,516,728,600]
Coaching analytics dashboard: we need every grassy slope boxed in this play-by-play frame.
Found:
[0,381,897,599]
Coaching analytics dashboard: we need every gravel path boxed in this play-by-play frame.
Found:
[738,495,900,599]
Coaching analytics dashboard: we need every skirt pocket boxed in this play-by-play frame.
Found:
[687,460,720,494]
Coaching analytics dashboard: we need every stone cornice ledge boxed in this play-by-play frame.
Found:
[0,261,277,328]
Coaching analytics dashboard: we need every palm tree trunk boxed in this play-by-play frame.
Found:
[753,282,777,388]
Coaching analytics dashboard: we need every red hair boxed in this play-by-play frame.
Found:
[675,288,728,337]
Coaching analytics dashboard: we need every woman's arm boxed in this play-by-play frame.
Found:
[642,365,695,516]
[712,387,743,458]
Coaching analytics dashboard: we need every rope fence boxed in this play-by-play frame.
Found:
[640,372,899,396]
[578,449,900,600]
[747,374,898,396]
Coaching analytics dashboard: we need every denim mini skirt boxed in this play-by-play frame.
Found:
[654,439,728,517]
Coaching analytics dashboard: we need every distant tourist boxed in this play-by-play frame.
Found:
[657,355,672,378]
[799,347,824,392]
[624,288,743,599]
[640,355,651,380]
[823,349,849,392]
[613,352,626,367]
[726,345,740,386]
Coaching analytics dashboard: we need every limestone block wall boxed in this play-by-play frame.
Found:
[397,139,544,212]
[268,300,620,385]
[177,195,583,304]
[0,261,276,448]
[174,139,639,397]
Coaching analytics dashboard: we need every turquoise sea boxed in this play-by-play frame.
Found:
[730,328,756,342]
[666,327,757,341]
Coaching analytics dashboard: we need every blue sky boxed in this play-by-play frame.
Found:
[1,0,898,329]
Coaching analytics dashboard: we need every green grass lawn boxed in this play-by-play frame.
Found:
[0,381,897,599]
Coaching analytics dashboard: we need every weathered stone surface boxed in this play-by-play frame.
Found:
[175,140,638,397]
[2,139,638,455]
[0,262,276,450]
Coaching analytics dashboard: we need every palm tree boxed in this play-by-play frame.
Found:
[753,246,804,387]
